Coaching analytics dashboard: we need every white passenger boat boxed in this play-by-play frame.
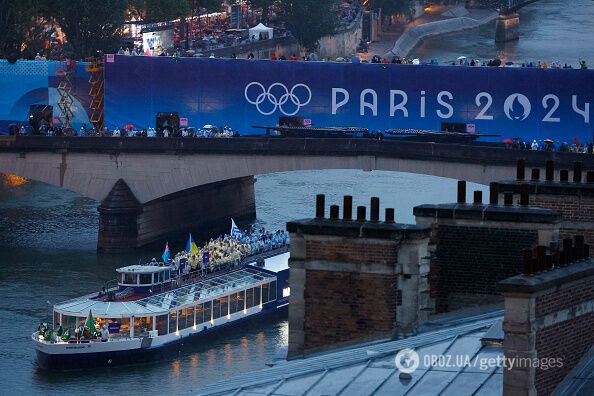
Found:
[33,250,289,369]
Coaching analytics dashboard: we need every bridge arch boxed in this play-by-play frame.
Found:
[0,151,512,204]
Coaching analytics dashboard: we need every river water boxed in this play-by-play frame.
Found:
[412,0,594,68]
[1,1,592,393]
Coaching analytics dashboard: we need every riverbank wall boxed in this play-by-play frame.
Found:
[385,9,498,58]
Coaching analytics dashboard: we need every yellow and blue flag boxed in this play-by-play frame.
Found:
[186,234,199,256]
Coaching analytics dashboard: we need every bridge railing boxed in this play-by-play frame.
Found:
[1,136,593,171]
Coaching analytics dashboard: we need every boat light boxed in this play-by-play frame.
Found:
[282,287,290,298]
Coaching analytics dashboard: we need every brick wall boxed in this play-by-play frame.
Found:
[430,225,538,312]
[529,195,594,222]
[286,205,430,358]
[305,239,398,264]
[501,260,594,396]
[303,270,397,351]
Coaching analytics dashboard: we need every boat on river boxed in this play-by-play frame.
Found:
[33,249,289,370]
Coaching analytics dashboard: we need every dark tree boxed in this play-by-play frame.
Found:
[0,0,40,57]
[49,0,128,58]
[128,0,190,22]
[279,0,338,51]
[247,0,275,22]
[368,0,417,18]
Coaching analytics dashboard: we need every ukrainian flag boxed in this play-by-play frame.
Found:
[186,233,199,256]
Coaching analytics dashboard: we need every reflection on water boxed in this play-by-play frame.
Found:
[412,0,594,67]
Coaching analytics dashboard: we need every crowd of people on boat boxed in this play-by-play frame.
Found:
[37,317,109,343]
[152,226,289,279]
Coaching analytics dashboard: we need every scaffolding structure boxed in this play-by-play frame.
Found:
[85,57,105,131]
[54,60,76,127]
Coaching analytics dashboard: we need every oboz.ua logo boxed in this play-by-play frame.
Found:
[244,82,312,116]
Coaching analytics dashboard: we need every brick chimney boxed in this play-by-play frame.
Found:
[414,180,561,312]
[500,238,593,395]
[286,195,430,359]
[498,159,594,247]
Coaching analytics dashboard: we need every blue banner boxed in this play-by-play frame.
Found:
[0,60,92,133]
[104,55,594,143]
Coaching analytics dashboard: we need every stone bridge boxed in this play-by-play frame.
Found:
[0,136,590,252]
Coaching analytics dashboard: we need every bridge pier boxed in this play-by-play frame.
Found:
[495,13,520,42]
[98,176,256,253]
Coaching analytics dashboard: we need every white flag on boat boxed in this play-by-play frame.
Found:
[230,219,242,239]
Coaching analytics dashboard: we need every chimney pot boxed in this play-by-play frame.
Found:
[315,194,325,218]
[473,190,483,204]
[356,206,366,221]
[329,205,339,219]
[516,159,525,180]
[343,196,353,220]
[370,197,380,222]
[531,168,540,181]
[504,192,513,206]
[545,160,554,181]
[489,182,498,205]
[385,208,395,223]
[457,181,467,204]
[520,184,530,206]
[563,238,573,263]
[574,162,583,183]
[536,245,547,271]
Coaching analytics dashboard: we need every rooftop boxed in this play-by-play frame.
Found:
[196,310,505,396]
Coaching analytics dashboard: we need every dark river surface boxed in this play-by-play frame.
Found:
[0,171,487,394]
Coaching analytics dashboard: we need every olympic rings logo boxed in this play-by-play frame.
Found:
[244,82,312,116]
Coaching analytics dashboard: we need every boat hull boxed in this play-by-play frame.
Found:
[35,303,287,370]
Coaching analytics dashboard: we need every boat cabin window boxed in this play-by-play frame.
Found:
[61,314,78,331]
[195,304,204,325]
[246,288,255,309]
[107,318,130,337]
[156,314,168,335]
[134,316,152,337]
[203,301,212,322]
[122,272,136,285]
[169,311,177,333]
[139,273,152,285]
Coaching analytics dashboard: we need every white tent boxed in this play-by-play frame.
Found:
[249,23,273,41]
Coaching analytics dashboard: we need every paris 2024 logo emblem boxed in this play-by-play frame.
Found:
[244,82,312,116]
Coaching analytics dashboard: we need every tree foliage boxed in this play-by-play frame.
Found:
[48,0,129,58]
[247,0,275,21]
[368,0,417,17]
[128,0,190,22]
[279,0,338,51]
[0,0,40,56]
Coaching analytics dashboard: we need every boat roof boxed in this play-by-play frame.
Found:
[247,252,290,273]
[116,265,169,274]
[55,267,276,318]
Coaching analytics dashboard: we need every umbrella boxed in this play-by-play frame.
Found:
[457,56,467,60]
[505,61,514,66]
[503,138,513,144]
[544,139,554,143]
[124,124,134,130]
